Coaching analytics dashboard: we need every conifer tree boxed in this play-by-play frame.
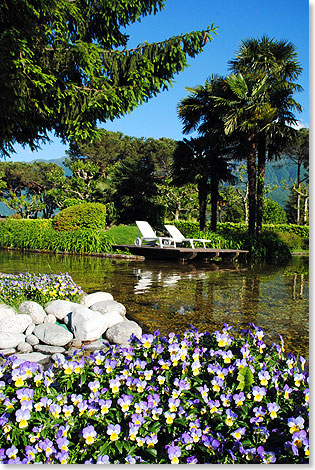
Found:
[0,0,217,157]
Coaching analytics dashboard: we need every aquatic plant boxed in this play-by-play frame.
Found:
[0,325,308,464]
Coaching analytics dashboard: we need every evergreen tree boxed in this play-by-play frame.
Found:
[0,0,217,157]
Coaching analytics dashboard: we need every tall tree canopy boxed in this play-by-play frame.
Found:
[176,75,235,231]
[228,36,302,234]
[0,0,217,157]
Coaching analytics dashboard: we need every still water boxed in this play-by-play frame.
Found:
[0,250,309,358]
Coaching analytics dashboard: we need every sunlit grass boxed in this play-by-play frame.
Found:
[106,224,138,245]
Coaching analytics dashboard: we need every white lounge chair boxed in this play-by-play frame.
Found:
[164,224,211,249]
[135,221,176,248]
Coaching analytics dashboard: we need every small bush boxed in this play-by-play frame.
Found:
[263,198,287,224]
[52,203,106,232]
[275,232,306,252]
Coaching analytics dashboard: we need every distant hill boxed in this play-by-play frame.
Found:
[31,156,71,176]
[0,155,306,216]
[0,157,69,216]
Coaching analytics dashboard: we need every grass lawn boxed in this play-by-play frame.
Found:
[106,224,139,245]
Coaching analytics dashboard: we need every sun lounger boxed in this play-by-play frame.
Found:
[164,224,211,249]
[135,221,176,248]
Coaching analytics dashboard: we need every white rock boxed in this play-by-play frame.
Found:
[44,314,56,324]
[34,344,66,354]
[0,314,32,333]
[0,304,16,320]
[0,332,26,349]
[0,348,16,356]
[105,321,142,345]
[63,313,72,326]
[82,339,110,351]
[90,300,126,317]
[80,292,113,308]
[25,323,35,336]
[19,301,47,324]
[13,352,51,366]
[17,342,33,353]
[26,334,40,346]
[45,300,79,320]
[34,323,73,346]
[71,305,109,341]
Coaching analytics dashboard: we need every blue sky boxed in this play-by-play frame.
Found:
[13,0,309,162]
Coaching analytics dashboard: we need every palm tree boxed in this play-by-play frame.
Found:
[229,36,303,234]
[176,75,235,232]
[213,73,276,234]
[172,136,235,232]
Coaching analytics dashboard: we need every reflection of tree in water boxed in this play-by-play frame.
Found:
[192,279,214,326]
[240,275,260,326]
[292,273,305,299]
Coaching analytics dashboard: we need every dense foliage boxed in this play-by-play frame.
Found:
[0,219,113,254]
[173,221,304,261]
[0,323,308,464]
[52,203,106,232]
[215,222,309,240]
[262,198,287,224]
[0,0,216,157]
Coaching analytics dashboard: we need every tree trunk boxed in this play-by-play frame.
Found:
[297,159,301,225]
[210,175,219,232]
[304,196,308,224]
[198,177,209,232]
[256,136,266,235]
[246,139,257,235]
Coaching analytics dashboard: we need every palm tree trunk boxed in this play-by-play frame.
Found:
[247,138,257,235]
[210,174,219,232]
[198,177,209,231]
[256,135,266,235]
[297,159,301,225]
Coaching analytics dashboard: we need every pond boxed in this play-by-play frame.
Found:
[0,250,309,359]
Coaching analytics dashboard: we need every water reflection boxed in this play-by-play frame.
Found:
[0,250,309,358]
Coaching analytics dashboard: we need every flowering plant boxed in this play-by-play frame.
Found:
[0,324,308,464]
[0,272,84,306]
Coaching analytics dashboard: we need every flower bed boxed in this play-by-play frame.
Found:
[0,324,308,464]
[0,272,84,307]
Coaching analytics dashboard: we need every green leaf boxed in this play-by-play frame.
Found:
[146,448,158,458]
[115,440,123,453]
[236,366,254,392]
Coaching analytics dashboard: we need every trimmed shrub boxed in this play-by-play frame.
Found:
[216,222,309,240]
[170,221,293,261]
[52,202,106,232]
[276,232,308,252]
[172,221,241,249]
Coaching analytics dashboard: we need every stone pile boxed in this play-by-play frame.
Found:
[0,292,142,366]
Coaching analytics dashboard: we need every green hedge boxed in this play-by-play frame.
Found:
[216,222,309,239]
[172,221,241,249]
[171,221,293,261]
[52,202,107,232]
[172,221,309,240]
[0,219,113,254]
